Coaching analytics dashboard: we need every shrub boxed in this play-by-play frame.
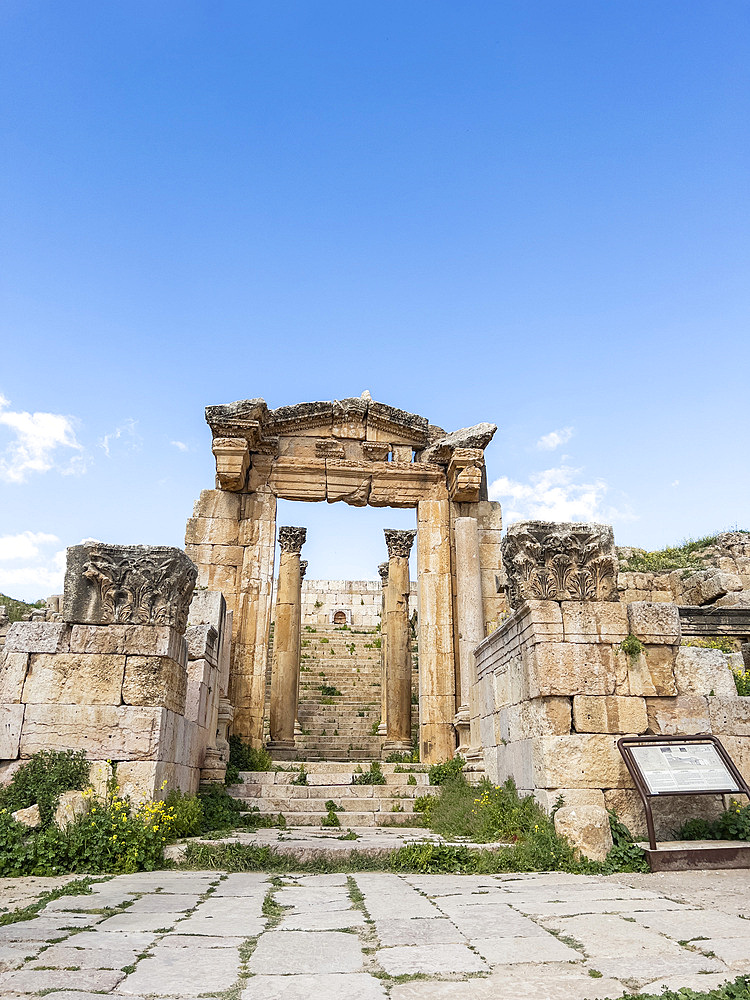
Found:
[228,735,273,772]
[164,789,203,838]
[600,812,649,873]
[352,762,386,785]
[677,799,750,842]
[428,756,465,786]
[0,750,90,827]
[619,535,719,572]
[320,685,342,697]
[732,667,750,697]
[620,634,645,659]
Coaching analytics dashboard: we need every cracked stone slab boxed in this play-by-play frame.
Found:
[158,933,247,948]
[0,967,125,992]
[279,908,366,930]
[95,911,181,932]
[248,930,364,974]
[123,892,204,913]
[374,917,466,946]
[118,945,240,996]
[630,908,750,940]
[275,886,354,911]
[176,896,265,937]
[29,941,140,969]
[692,938,750,968]
[63,928,157,949]
[0,919,91,942]
[471,933,582,964]
[0,942,42,969]
[377,942,488,976]
[241,973,387,999]
[210,873,270,895]
[389,962,626,999]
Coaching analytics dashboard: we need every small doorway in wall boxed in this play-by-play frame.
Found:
[333,610,347,625]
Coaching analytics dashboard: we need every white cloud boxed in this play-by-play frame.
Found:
[171,440,189,452]
[0,538,65,601]
[99,418,141,457]
[489,463,635,525]
[536,426,574,451]
[0,396,84,483]
[671,480,680,487]
[0,531,59,561]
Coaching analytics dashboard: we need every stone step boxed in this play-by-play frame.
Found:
[240,810,421,828]
[237,761,427,775]
[236,777,431,792]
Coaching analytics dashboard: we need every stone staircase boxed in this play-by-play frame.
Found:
[228,761,437,827]
[264,623,418,761]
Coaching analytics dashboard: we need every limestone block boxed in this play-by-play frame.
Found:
[186,624,219,666]
[554,804,613,862]
[506,698,572,742]
[708,697,750,736]
[718,736,750,784]
[525,642,617,697]
[518,600,565,642]
[192,489,242,521]
[211,436,250,491]
[189,589,227,629]
[185,517,239,546]
[674,646,737,698]
[114,760,173,802]
[206,563,237,595]
[22,653,126,705]
[495,739,534,789]
[646,695,710,735]
[269,456,327,502]
[69,624,187,664]
[533,734,631,788]
[5,622,71,654]
[535,787,606,813]
[208,545,243,567]
[627,602,681,645]
[54,790,89,828]
[619,645,677,697]
[20,705,169,760]
[572,696,647,735]
[325,460,372,506]
[562,602,629,644]
[12,804,40,828]
[0,703,24,758]
[0,652,29,703]
[122,656,186,714]
[680,570,743,607]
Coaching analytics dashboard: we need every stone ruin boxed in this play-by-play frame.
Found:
[0,394,749,845]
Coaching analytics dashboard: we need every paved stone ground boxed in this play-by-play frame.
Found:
[0,865,749,998]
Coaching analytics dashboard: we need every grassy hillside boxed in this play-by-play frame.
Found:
[0,593,46,623]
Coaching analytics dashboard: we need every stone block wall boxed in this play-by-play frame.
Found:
[0,543,232,802]
[475,598,750,838]
[296,580,417,629]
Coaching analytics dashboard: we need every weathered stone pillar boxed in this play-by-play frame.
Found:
[417,499,457,763]
[268,526,306,750]
[294,560,308,736]
[454,516,485,759]
[383,529,416,754]
[377,561,388,736]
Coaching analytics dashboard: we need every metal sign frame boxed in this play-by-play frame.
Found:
[617,734,750,851]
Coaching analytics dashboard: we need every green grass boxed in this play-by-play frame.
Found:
[619,535,722,573]
[607,976,750,1000]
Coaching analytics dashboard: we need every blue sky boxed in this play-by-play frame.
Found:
[1,1,748,600]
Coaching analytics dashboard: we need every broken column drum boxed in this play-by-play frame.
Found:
[268,526,306,750]
[383,528,417,754]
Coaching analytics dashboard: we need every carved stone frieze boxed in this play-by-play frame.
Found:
[502,521,618,607]
[362,441,391,461]
[278,526,307,554]
[315,439,346,458]
[63,544,198,633]
[447,447,485,502]
[384,529,417,560]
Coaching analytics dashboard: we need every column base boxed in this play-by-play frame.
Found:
[294,719,302,736]
[463,746,485,774]
[454,707,470,758]
[266,739,295,751]
[382,739,412,755]
[377,723,387,736]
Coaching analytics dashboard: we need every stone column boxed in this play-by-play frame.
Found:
[417,499,457,763]
[454,516,485,760]
[268,526,306,750]
[377,562,388,736]
[383,529,416,754]
[294,560,308,736]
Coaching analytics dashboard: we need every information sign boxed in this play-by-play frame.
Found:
[629,742,740,795]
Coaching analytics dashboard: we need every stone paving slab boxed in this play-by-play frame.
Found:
[248,929,364,974]
[0,967,125,993]
[118,945,241,996]
[123,892,203,913]
[374,916,466,945]
[378,942,488,976]
[240,973,388,999]
[0,875,81,914]
[28,940,141,969]
[631,907,750,940]
[279,907,366,930]
[95,911,182,932]
[471,933,582,964]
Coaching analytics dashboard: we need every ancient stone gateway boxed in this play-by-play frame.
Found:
[184,395,505,763]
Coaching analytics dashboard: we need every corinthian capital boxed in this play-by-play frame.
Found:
[384,529,416,560]
[378,561,389,583]
[299,560,308,580]
[278,526,307,554]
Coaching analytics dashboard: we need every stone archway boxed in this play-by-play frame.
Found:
[185,395,505,763]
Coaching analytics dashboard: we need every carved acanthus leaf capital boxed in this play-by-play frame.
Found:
[63,543,198,633]
[278,526,307,554]
[299,560,308,580]
[384,528,417,560]
[378,561,389,583]
[502,521,618,607]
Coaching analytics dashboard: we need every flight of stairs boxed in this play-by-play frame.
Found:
[228,761,437,827]
[264,623,418,761]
